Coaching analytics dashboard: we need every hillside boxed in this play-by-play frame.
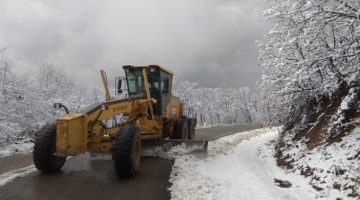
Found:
[258,1,360,198]
[276,85,360,198]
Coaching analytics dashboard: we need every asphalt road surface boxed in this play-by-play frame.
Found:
[0,124,262,200]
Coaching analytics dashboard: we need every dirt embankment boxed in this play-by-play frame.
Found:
[276,84,360,198]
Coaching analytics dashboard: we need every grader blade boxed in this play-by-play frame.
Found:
[142,139,208,159]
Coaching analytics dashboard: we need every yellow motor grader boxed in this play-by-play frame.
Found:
[33,65,206,178]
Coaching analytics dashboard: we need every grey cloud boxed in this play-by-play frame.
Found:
[0,0,268,88]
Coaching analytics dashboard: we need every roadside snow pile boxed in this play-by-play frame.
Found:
[143,126,267,159]
[196,124,234,130]
[281,127,360,198]
[142,143,204,159]
[169,128,318,200]
[0,139,33,158]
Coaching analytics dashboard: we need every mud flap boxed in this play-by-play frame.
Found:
[142,139,208,159]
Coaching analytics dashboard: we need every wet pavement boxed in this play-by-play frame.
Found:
[0,155,173,200]
[0,154,33,175]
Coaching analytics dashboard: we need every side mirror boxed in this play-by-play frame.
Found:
[53,103,70,114]
[117,78,123,94]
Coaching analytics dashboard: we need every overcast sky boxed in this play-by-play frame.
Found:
[0,0,268,88]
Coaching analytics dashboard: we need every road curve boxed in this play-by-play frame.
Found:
[0,124,262,200]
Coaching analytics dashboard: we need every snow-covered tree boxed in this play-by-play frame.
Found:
[0,50,99,145]
[258,0,360,139]
[36,64,75,100]
[173,80,266,126]
[259,2,360,195]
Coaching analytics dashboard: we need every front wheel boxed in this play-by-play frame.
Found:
[187,118,196,139]
[172,119,188,139]
[33,124,66,173]
[113,125,141,178]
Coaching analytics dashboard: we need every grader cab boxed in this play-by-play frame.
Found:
[33,65,206,178]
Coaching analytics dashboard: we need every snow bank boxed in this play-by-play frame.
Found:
[195,124,235,130]
[169,128,318,200]
[142,143,205,159]
[282,127,360,198]
[0,139,34,158]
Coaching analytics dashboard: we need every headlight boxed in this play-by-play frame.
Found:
[100,104,109,111]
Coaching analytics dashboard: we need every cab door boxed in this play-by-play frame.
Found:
[160,71,172,115]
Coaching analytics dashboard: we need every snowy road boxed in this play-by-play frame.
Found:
[0,124,262,200]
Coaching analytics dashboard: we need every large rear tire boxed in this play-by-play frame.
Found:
[187,118,196,140]
[113,125,141,178]
[172,119,188,139]
[33,124,66,173]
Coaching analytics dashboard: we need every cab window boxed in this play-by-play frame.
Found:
[126,69,145,97]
